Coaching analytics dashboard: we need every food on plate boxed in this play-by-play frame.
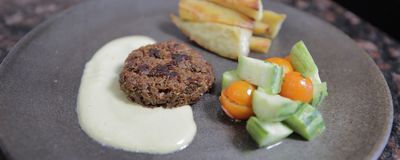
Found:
[224,81,255,106]
[280,72,313,103]
[219,41,328,147]
[289,41,328,107]
[179,0,253,29]
[262,10,287,38]
[171,15,251,59]
[222,70,240,89]
[236,55,283,94]
[284,103,325,140]
[252,89,302,122]
[312,82,328,106]
[265,57,293,74]
[252,21,269,35]
[77,36,211,154]
[120,40,214,108]
[246,116,293,147]
[219,80,255,120]
[172,0,287,56]
[207,0,263,21]
[250,36,272,53]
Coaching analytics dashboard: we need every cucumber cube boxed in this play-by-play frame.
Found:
[284,103,325,140]
[290,41,321,83]
[290,41,328,107]
[312,82,328,107]
[222,70,240,89]
[246,116,293,147]
[252,89,302,122]
[237,56,283,94]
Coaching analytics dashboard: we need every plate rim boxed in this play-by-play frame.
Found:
[277,2,394,159]
[0,0,393,159]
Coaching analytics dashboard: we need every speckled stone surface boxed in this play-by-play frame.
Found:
[0,0,398,159]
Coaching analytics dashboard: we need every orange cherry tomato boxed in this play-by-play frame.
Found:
[224,81,255,106]
[280,72,313,103]
[285,56,291,62]
[219,92,253,120]
[265,57,294,75]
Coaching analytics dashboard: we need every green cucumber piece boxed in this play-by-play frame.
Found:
[290,41,328,107]
[222,70,240,89]
[289,41,321,83]
[252,89,302,122]
[236,55,283,94]
[246,116,293,147]
[312,82,328,107]
[284,103,325,140]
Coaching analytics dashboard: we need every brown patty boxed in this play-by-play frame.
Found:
[119,40,214,108]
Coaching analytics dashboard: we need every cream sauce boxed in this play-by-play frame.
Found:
[77,36,196,154]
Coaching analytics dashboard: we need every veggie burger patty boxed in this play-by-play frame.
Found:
[119,40,214,108]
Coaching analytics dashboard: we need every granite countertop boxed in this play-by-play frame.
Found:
[0,0,399,159]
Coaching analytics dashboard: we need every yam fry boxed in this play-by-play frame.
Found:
[250,36,272,53]
[252,21,269,35]
[179,0,254,29]
[171,14,252,60]
[207,0,263,21]
[262,10,287,38]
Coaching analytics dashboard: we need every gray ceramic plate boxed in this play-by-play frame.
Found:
[0,0,393,159]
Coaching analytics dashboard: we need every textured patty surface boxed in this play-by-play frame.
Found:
[119,40,214,108]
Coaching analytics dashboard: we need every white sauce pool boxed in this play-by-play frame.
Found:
[77,36,197,154]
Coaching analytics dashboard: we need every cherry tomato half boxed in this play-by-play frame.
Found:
[280,72,313,103]
[223,80,255,106]
[265,57,294,75]
[219,92,254,120]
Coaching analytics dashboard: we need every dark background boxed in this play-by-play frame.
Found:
[334,0,400,40]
